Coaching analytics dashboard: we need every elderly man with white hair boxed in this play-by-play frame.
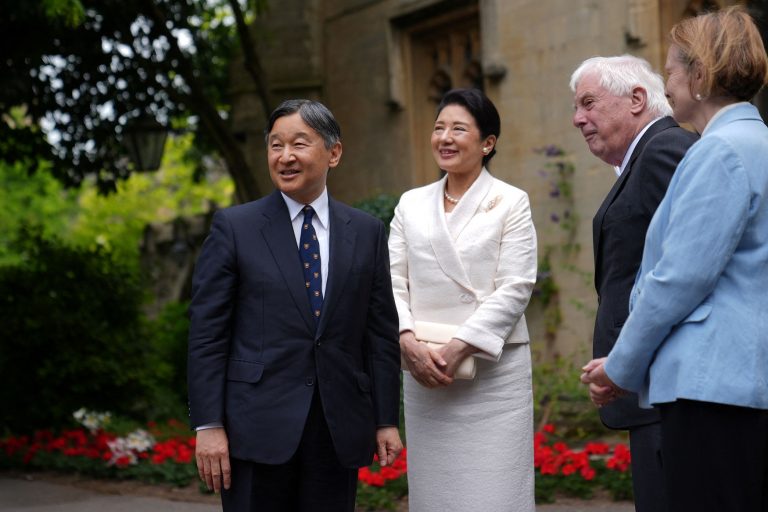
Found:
[570,55,697,512]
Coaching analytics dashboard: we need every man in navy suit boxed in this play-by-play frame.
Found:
[570,56,697,512]
[188,99,402,511]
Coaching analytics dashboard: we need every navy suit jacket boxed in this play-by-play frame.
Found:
[592,116,697,429]
[188,190,400,467]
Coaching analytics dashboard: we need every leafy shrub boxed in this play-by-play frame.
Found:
[0,160,78,267]
[141,301,191,419]
[0,229,167,432]
[532,352,606,440]
[354,193,399,233]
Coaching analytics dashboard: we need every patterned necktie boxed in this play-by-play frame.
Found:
[299,206,323,323]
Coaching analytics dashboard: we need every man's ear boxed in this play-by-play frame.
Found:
[629,86,648,115]
[328,141,343,169]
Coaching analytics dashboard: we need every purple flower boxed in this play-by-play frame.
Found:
[550,213,560,223]
[545,145,565,157]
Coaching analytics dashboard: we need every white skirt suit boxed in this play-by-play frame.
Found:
[389,169,538,511]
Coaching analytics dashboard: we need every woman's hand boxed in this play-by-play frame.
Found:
[400,331,453,388]
[434,338,479,378]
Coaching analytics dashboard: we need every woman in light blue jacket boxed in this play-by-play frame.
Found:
[582,6,768,511]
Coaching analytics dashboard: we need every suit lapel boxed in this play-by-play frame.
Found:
[428,172,491,292]
[593,117,677,281]
[445,169,493,240]
[316,197,354,338]
[261,190,316,333]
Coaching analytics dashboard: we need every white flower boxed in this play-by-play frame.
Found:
[106,437,139,466]
[125,429,155,452]
[106,429,156,466]
[72,408,111,434]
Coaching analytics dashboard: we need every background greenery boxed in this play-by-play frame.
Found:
[0,134,231,433]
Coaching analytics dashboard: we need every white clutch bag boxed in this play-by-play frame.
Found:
[401,321,476,380]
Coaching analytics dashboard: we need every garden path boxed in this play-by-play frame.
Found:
[0,475,635,511]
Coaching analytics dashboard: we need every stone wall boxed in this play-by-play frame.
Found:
[227,0,751,357]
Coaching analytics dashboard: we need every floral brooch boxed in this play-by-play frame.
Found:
[485,195,503,212]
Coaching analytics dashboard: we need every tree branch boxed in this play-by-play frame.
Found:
[227,0,272,118]
[142,0,261,202]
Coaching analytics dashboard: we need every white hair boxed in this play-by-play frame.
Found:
[569,55,673,117]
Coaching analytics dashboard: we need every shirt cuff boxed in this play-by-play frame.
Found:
[195,422,223,431]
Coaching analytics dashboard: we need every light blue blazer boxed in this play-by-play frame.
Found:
[605,103,768,410]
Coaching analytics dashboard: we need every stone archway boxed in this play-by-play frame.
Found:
[392,1,482,186]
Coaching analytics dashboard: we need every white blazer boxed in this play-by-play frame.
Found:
[389,169,538,361]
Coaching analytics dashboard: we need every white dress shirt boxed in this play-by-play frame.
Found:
[614,117,663,177]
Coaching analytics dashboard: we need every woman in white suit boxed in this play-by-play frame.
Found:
[582,7,768,511]
[389,88,537,511]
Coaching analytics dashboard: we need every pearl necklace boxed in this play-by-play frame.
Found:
[444,190,461,204]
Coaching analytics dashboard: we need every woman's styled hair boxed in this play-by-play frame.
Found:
[436,88,500,166]
[670,5,768,101]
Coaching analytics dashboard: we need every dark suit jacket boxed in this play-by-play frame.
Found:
[187,190,400,467]
[592,116,697,429]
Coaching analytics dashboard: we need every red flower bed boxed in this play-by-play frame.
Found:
[534,424,633,502]
[358,448,408,487]
[0,418,633,507]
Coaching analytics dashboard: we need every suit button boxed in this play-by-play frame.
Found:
[459,293,474,304]
[305,377,314,386]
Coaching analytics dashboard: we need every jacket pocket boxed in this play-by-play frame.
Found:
[226,359,265,383]
[355,371,371,392]
[681,303,712,324]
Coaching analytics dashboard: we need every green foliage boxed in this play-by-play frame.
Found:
[0,0,270,198]
[0,134,231,267]
[142,301,191,418]
[119,460,198,488]
[529,145,592,343]
[529,147,577,338]
[596,467,634,501]
[535,464,633,503]
[0,160,79,266]
[68,134,233,267]
[536,473,595,502]
[356,479,407,511]
[0,230,163,432]
[536,145,579,255]
[41,0,85,26]
[532,353,605,440]
[0,134,229,430]
[353,193,400,234]
[533,247,562,336]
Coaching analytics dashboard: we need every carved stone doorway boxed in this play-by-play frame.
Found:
[397,2,482,185]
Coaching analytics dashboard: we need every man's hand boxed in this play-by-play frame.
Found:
[195,427,231,493]
[400,331,453,388]
[580,357,626,407]
[376,426,403,467]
